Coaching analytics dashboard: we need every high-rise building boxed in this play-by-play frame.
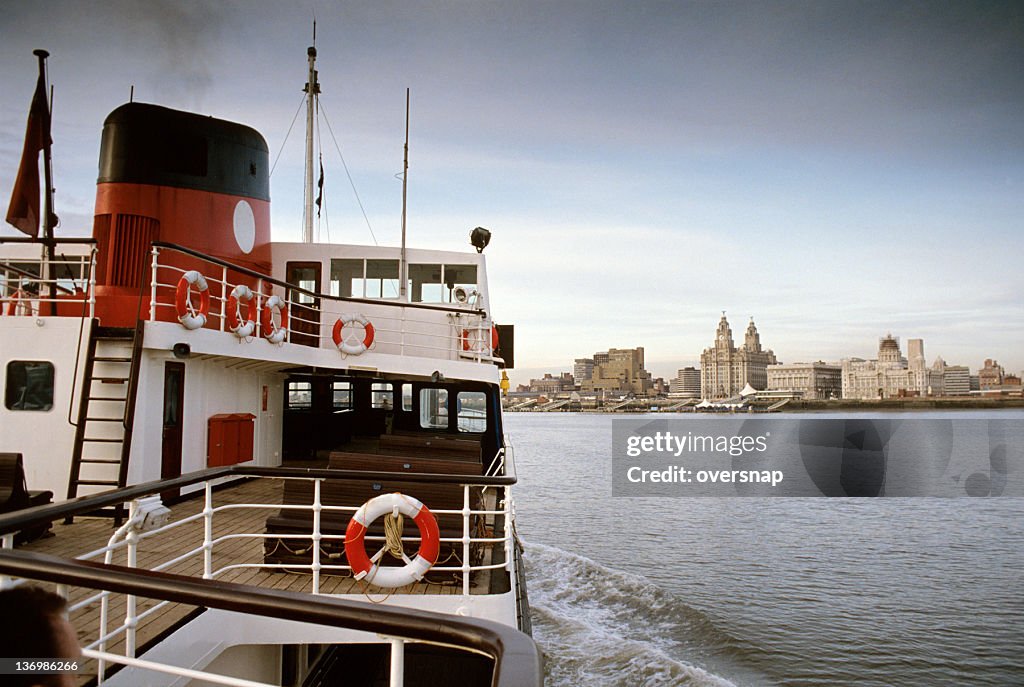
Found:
[580,347,654,397]
[670,367,701,398]
[573,358,595,385]
[842,336,967,398]
[699,314,777,399]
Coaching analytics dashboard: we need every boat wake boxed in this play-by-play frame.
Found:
[523,541,741,686]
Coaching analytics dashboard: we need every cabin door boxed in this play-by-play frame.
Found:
[286,261,321,347]
[161,362,185,499]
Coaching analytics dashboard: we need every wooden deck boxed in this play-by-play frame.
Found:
[14,476,496,685]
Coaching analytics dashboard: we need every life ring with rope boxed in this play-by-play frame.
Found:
[332,313,375,355]
[344,492,440,588]
[175,270,210,330]
[461,325,499,352]
[226,284,256,338]
[260,295,289,344]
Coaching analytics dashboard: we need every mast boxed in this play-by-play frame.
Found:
[399,89,409,299]
[302,37,320,243]
[35,49,57,314]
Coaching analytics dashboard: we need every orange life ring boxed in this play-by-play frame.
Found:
[4,289,26,316]
[345,492,440,588]
[175,270,210,330]
[226,284,256,338]
[461,325,499,352]
[332,313,375,355]
[260,295,289,344]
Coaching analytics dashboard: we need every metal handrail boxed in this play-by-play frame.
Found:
[0,464,518,537]
[152,241,487,316]
[0,549,543,687]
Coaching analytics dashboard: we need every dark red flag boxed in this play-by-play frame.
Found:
[6,72,51,237]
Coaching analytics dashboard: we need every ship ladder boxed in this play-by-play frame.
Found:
[66,320,144,523]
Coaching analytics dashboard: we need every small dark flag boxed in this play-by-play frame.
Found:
[315,157,324,218]
[6,70,51,237]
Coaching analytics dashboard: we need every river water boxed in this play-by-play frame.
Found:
[508,412,1024,686]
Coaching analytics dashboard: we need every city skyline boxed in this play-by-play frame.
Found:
[2,2,1021,381]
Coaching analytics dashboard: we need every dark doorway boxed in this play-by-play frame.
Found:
[161,362,185,500]
[286,261,322,347]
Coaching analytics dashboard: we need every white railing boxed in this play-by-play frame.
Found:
[0,248,96,319]
[147,244,501,363]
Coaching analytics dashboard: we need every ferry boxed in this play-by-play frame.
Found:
[0,47,540,686]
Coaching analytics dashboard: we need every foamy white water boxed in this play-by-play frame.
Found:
[509,412,1024,686]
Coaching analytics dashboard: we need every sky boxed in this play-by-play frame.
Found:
[1,1,1022,386]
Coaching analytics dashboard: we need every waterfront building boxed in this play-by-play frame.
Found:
[979,359,1005,389]
[699,315,777,399]
[580,347,654,397]
[573,358,595,385]
[767,361,842,400]
[670,367,701,398]
[931,358,971,396]
[528,372,576,395]
[841,335,969,398]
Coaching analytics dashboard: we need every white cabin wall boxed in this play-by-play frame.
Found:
[189,644,282,687]
[128,354,284,487]
[0,317,90,499]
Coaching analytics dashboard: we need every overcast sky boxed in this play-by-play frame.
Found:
[2,1,1021,385]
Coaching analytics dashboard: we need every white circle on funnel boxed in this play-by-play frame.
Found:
[233,200,256,254]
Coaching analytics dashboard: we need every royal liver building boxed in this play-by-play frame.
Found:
[700,314,777,399]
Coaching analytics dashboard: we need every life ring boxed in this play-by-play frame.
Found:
[332,313,375,355]
[4,289,27,316]
[226,284,256,338]
[175,270,210,330]
[461,325,499,352]
[344,492,440,588]
[260,295,289,344]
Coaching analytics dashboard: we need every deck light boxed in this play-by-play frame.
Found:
[470,226,491,253]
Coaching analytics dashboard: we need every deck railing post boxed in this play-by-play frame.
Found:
[462,484,471,597]
[88,248,97,319]
[389,639,405,687]
[220,266,228,331]
[504,489,513,573]
[0,534,13,589]
[149,246,160,321]
[125,525,139,658]
[312,479,322,594]
[203,482,214,579]
[255,278,264,339]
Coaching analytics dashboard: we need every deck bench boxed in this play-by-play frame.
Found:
[0,453,54,543]
[378,434,481,462]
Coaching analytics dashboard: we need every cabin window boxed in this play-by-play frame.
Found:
[419,388,448,429]
[371,382,393,409]
[4,361,54,411]
[442,264,478,303]
[408,263,443,303]
[456,391,487,433]
[330,259,400,299]
[332,381,352,410]
[408,264,478,303]
[287,381,312,410]
[401,383,413,411]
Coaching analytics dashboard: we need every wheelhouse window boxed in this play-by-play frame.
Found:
[332,381,352,410]
[419,388,448,429]
[456,391,486,433]
[408,264,478,303]
[330,259,400,299]
[401,383,413,411]
[371,382,393,409]
[4,361,54,411]
[287,381,312,410]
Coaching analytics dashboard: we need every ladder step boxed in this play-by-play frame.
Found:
[80,458,121,464]
[85,417,124,422]
[92,377,128,383]
[87,396,127,402]
[74,479,120,487]
[94,356,132,363]
[83,437,124,443]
